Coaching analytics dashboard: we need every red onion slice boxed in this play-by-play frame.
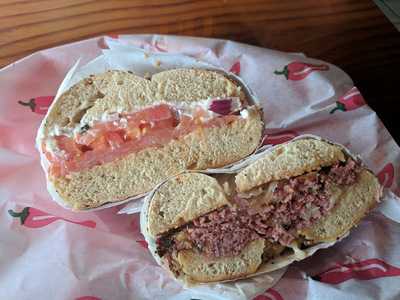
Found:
[208,99,232,115]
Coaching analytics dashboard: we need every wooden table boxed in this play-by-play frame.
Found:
[1,0,399,140]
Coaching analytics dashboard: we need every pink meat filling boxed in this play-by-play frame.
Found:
[183,159,361,258]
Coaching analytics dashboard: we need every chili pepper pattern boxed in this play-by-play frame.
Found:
[136,240,148,249]
[274,61,329,81]
[312,258,400,284]
[262,130,299,146]
[130,217,140,232]
[229,61,241,75]
[18,96,54,115]
[377,163,395,188]
[253,288,284,300]
[330,87,366,114]
[8,207,96,229]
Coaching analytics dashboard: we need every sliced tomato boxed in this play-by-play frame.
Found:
[137,127,176,148]
[104,130,125,150]
[76,130,98,146]
[76,150,103,171]
[125,126,142,140]
[124,104,174,127]
[173,115,197,138]
[55,135,81,159]
[76,105,176,144]
[49,164,61,177]
[89,135,108,151]
[205,115,238,128]
[47,104,239,177]
[49,159,71,177]
[130,104,173,123]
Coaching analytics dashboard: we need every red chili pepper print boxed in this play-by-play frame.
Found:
[377,163,395,188]
[330,87,366,114]
[75,297,102,300]
[274,61,329,80]
[253,288,284,300]
[8,207,96,229]
[130,217,140,232]
[312,259,400,284]
[18,96,54,115]
[229,61,241,75]
[136,240,148,249]
[262,130,299,146]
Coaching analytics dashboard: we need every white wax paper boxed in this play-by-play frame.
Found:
[0,35,399,300]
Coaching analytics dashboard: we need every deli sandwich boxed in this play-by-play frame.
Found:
[143,137,382,283]
[37,69,263,210]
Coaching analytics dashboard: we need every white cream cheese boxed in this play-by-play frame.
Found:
[240,109,249,119]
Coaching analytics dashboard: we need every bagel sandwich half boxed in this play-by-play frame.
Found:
[37,68,263,210]
[143,137,382,283]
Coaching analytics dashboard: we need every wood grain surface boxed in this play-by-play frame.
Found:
[0,0,399,138]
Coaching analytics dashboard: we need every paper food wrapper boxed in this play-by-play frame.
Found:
[1,34,400,300]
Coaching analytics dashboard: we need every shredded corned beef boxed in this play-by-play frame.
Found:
[328,159,359,185]
[156,159,361,259]
[187,209,259,257]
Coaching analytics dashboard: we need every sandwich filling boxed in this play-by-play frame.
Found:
[156,159,361,260]
[43,98,249,177]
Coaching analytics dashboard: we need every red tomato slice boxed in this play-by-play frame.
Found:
[89,135,108,151]
[76,130,98,146]
[130,104,173,123]
[205,115,238,128]
[125,104,175,127]
[55,135,81,158]
[47,104,239,177]
[173,115,197,138]
[138,127,176,148]
[104,130,125,150]
[49,164,61,177]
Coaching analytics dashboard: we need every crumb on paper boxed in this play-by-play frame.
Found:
[144,72,151,80]
[155,60,161,68]
[144,52,149,59]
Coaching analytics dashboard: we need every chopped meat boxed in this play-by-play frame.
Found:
[156,233,175,257]
[156,158,361,259]
[328,159,360,185]
[187,208,259,257]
